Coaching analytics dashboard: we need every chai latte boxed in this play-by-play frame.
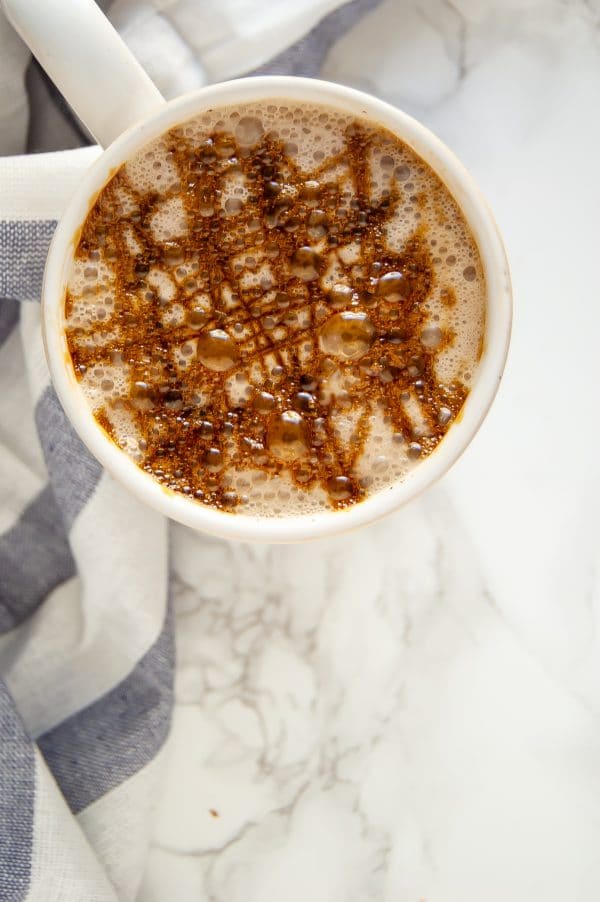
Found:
[64,100,486,515]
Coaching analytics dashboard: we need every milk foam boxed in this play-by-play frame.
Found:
[65,100,486,517]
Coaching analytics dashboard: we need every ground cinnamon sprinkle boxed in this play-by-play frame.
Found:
[65,102,484,514]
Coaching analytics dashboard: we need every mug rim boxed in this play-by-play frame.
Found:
[42,75,512,542]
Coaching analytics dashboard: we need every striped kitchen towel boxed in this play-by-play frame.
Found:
[0,1,381,899]
[0,141,172,902]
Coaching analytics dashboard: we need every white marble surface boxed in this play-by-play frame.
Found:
[139,1,600,899]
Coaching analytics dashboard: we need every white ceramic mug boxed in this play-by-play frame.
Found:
[3,0,512,542]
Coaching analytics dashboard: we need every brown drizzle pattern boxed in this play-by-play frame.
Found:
[66,113,477,512]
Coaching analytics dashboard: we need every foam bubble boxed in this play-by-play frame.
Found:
[150,196,188,242]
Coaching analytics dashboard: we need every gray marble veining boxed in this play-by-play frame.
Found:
[139,2,600,899]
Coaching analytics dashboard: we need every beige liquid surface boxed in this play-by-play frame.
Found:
[65,100,486,516]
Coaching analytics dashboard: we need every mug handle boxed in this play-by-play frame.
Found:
[1,0,165,148]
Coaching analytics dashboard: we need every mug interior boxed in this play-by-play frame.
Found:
[42,76,511,542]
